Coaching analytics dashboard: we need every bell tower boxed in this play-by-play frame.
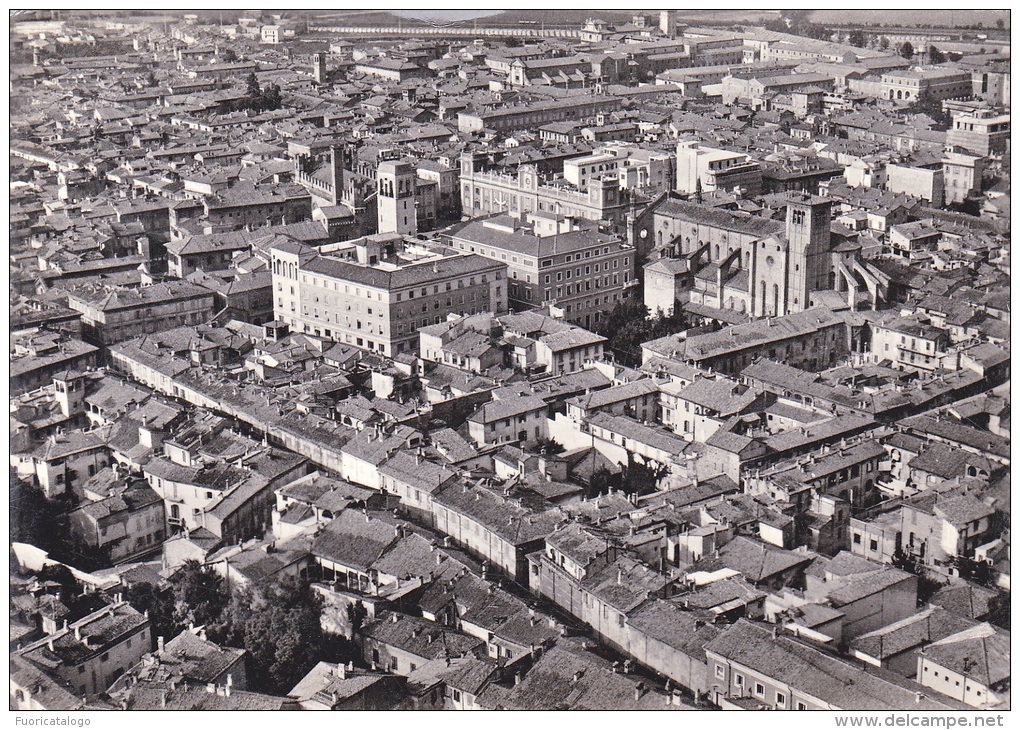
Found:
[377,161,417,235]
[785,192,832,313]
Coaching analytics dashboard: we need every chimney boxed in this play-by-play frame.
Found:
[514,671,522,686]
[161,690,168,708]
[337,663,346,680]
[391,613,399,623]
[572,670,583,683]
[157,636,165,653]
[206,683,215,694]
[634,682,646,701]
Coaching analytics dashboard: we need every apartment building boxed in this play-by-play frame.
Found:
[271,234,508,356]
[444,212,634,329]
[942,152,986,205]
[643,306,851,375]
[675,140,763,196]
[66,281,216,346]
[947,110,1010,157]
[870,313,950,372]
[16,601,151,699]
[169,184,312,239]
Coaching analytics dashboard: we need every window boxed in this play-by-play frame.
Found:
[715,665,725,679]
[453,689,461,702]
[796,702,807,711]
[734,673,744,687]
[755,683,765,697]
[870,539,878,552]
[776,692,786,707]
[853,533,861,545]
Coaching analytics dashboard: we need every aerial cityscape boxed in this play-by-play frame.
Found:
[8,8,1010,713]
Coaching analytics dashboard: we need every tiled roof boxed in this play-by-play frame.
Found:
[706,620,968,710]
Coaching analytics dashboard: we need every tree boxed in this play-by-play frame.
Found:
[879,36,890,50]
[621,457,667,496]
[995,19,1004,30]
[224,576,326,694]
[36,564,79,604]
[593,300,689,367]
[222,48,238,62]
[927,45,946,65]
[125,582,177,647]
[847,30,866,48]
[910,88,953,130]
[586,467,621,499]
[10,474,65,555]
[899,41,915,60]
[245,72,261,97]
[534,437,565,456]
[261,83,283,111]
[891,549,944,604]
[987,590,1010,630]
[169,561,229,629]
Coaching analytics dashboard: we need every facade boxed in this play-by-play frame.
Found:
[457,96,623,134]
[705,620,964,710]
[942,152,986,205]
[947,110,1010,157]
[643,306,852,375]
[445,212,634,329]
[885,162,944,207]
[66,281,216,346]
[271,235,508,356]
[67,480,166,565]
[870,314,950,372]
[377,160,418,235]
[430,483,562,583]
[16,601,151,699]
[459,153,633,232]
[880,68,972,103]
[642,192,882,320]
[675,140,763,196]
[169,185,312,239]
[467,393,549,447]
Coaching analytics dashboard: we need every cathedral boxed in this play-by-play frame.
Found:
[643,192,889,319]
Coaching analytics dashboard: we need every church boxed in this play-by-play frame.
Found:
[642,192,889,320]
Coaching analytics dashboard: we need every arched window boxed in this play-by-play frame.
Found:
[773,284,780,314]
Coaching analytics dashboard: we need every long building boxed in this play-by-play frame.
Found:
[271,233,508,356]
[457,95,623,134]
[459,152,634,232]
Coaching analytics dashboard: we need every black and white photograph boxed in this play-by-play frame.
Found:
[8,7,1010,716]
